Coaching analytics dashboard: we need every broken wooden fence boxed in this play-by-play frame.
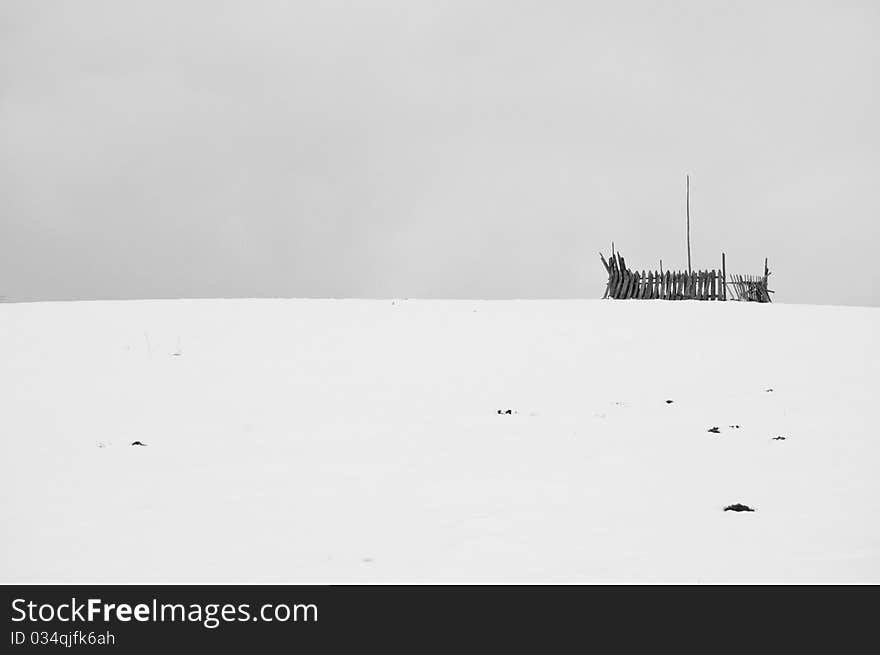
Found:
[599,251,771,302]
[726,273,772,303]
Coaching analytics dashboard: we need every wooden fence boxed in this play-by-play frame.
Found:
[727,274,772,303]
[599,251,771,302]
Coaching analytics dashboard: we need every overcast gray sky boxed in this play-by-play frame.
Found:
[1,1,878,305]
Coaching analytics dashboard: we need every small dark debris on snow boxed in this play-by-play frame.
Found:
[765,388,774,392]
[772,436,787,441]
[131,441,147,446]
[497,409,514,415]
[724,504,755,512]
[665,400,674,404]
[729,424,741,429]
[707,426,721,434]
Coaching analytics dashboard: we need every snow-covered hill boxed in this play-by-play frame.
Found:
[1,299,878,583]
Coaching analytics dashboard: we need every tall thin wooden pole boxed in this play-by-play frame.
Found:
[722,252,726,301]
[686,174,692,275]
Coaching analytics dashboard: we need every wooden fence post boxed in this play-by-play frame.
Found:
[721,253,726,301]
[659,260,664,295]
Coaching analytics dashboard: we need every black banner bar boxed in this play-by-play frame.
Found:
[2,585,875,650]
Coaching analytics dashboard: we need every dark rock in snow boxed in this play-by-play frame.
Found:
[131,441,147,446]
[729,424,741,429]
[665,400,674,404]
[707,427,721,434]
[724,504,755,512]
[772,436,787,441]
[497,409,513,415]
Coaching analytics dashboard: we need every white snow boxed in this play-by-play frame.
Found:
[1,298,878,583]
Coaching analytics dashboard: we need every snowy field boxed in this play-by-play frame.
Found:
[1,298,878,584]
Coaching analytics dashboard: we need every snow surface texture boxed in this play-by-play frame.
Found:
[1,299,878,584]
